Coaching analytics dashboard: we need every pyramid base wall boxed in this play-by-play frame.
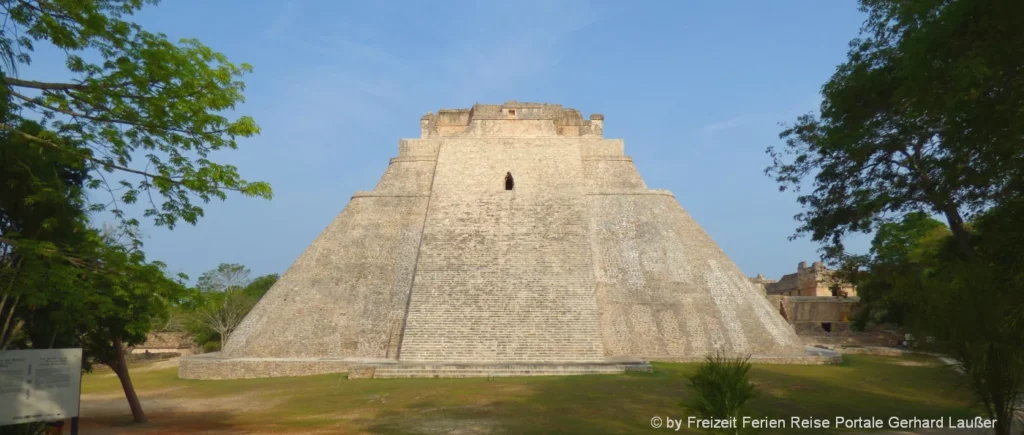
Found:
[178,348,840,380]
[178,352,393,380]
[350,360,654,379]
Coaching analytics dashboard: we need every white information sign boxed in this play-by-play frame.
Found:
[0,348,82,426]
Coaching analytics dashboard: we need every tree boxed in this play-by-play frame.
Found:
[766,1,1024,432]
[4,212,187,424]
[242,273,278,300]
[192,289,254,349]
[841,209,1023,435]
[188,263,264,349]
[76,231,187,423]
[766,0,1024,262]
[848,212,950,327]
[2,1,271,426]
[1,0,272,243]
[915,206,1024,435]
[197,263,250,293]
[0,119,91,351]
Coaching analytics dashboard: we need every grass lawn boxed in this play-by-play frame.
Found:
[79,354,981,434]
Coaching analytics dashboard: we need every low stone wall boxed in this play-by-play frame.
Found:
[178,353,384,380]
[351,361,654,379]
[653,348,841,365]
[833,346,904,356]
[767,295,860,323]
[797,329,903,347]
[131,347,194,356]
[127,352,181,363]
[179,348,841,380]
[763,295,904,348]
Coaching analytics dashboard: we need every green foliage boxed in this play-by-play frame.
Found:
[844,203,1024,435]
[0,119,88,241]
[0,0,272,240]
[849,212,950,327]
[683,354,759,435]
[181,265,275,350]
[924,202,1024,435]
[869,212,949,266]
[1,100,185,360]
[202,340,220,353]
[197,262,250,293]
[766,0,1024,262]
[0,1,270,425]
[242,273,278,299]
[4,224,187,362]
[767,3,1024,429]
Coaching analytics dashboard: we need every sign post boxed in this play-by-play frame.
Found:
[0,349,83,429]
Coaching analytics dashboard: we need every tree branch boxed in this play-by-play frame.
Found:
[4,76,88,90]
[11,89,229,136]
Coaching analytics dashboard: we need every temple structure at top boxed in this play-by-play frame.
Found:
[419,101,604,137]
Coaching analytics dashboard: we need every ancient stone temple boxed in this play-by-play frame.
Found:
[180,101,834,380]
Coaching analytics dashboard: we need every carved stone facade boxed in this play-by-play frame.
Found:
[180,102,832,380]
[754,261,858,297]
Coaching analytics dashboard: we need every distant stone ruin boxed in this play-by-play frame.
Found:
[753,261,858,297]
[132,332,195,357]
[180,102,836,380]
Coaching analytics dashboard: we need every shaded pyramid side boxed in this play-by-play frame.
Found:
[584,158,803,358]
[223,156,435,359]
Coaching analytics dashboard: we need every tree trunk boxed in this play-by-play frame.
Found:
[940,206,974,259]
[111,336,145,423]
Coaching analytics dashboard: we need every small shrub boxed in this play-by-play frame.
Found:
[683,354,759,434]
[202,341,221,353]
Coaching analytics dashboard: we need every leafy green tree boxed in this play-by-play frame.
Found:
[916,206,1024,435]
[191,289,254,349]
[186,264,272,349]
[0,118,92,351]
[835,206,1024,435]
[197,263,250,293]
[242,273,278,300]
[1,0,272,241]
[1,1,271,424]
[4,215,187,424]
[766,1,1024,432]
[77,231,186,423]
[766,0,1024,261]
[848,212,950,328]
[1,130,188,422]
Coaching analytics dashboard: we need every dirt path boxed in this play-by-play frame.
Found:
[78,359,289,434]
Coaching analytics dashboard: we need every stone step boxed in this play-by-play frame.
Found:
[349,362,652,379]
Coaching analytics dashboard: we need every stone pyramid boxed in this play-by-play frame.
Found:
[180,102,822,380]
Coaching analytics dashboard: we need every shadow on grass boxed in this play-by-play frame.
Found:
[81,411,240,435]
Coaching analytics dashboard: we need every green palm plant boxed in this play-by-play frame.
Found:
[683,354,759,434]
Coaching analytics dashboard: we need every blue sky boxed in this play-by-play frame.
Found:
[42,1,874,281]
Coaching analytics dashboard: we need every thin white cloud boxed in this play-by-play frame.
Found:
[699,94,821,135]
